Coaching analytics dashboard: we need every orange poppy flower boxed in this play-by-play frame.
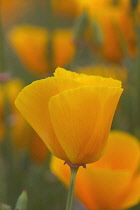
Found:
[51,130,140,210]
[9,26,75,76]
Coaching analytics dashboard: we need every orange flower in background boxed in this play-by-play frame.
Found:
[90,6,136,62]
[15,67,123,165]
[0,78,33,149]
[96,10,123,62]
[52,0,80,18]
[9,26,48,75]
[51,131,140,210]
[52,0,111,19]
[0,78,48,163]
[1,0,31,26]
[52,0,136,62]
[0,78,23,141]
[53,30,75,68]
[29,131,48,164]
[9,26,75,76]
[116,10,137,57]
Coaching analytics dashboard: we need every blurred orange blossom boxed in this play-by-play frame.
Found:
[1,0,31,26]
[0,77,48,162]
[51,130,140,210]
[89,6,136,62]
[15,67,123,165]
[52,0,136,62]
[0,78,24,143]
[9,26,75,76]
[29,130,48,164]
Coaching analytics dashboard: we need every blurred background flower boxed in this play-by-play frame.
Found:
[9,26,75,76]
[51,130,140,210]
[1,0,34,26]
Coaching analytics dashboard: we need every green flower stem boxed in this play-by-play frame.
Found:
[0,0,6,72]
[65,167,79,210]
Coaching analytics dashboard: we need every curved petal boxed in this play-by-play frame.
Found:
[54,67,78,78]
[51,156,132,210]
[54,67,122,87]
[121,174,140,209]
[15,77,81,161]
[76,167,132,210]
[49,86,123,164]
[50,156,99,210]
[93,131,140,173]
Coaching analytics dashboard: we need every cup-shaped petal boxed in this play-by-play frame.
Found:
[15,76,82,161]
[49,86,123,164]
[15,68,123,164]
[51,156,132,210]
[51,130,140,210]
[121,175,140,209]
[93,131,140,173]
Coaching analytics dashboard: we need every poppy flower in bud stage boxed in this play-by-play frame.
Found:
[15,67,123,165]
[51,131,140,210]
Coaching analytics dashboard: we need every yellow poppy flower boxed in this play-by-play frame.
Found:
[51,131,140,210]
[9,26,75,76]
[15,67,123,165]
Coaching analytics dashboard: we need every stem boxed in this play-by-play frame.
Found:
[0,0,6,72]
[65,167,79,210]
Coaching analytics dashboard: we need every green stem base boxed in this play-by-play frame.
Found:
[65,167,79,210]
